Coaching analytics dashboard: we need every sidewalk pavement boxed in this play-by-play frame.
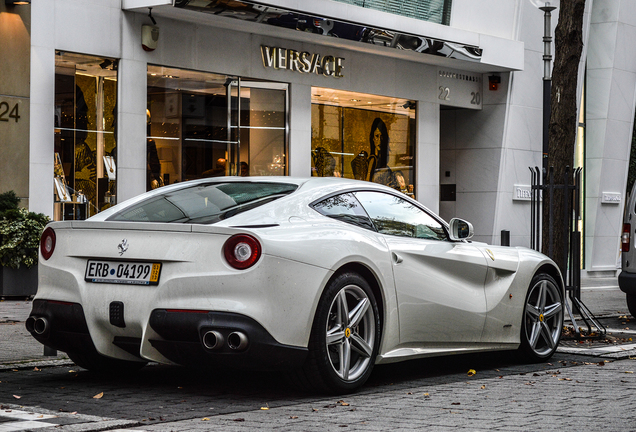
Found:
[0,298,69,366]
[0,275,622,367]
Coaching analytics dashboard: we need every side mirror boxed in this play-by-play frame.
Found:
[448,218,474,241]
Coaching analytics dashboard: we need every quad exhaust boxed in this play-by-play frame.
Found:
[201,330,249,351]
[26,316,50,336]
[227,331,248,351]
[202,330,224,350]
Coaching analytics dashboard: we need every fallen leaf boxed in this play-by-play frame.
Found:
[37,415,44,418]
[233,418,245,422]
[202,418,209,421]
[451,402,461,405]
[13,395,21,399]
[312,408,319,412]
[480,385,486,389]
[290,416,298,419]
[33,367,40,371]
[93,392,104,399]
[260,407,269,410]
[626,371,634,374]
[467,369,476,376]
[598,362,606,366]
[68,370,76,373]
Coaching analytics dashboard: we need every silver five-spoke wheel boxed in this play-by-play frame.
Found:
[296,272,380,393]
[326,284,376,381]
[521,273,563,360]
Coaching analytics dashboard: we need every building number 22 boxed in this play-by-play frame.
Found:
[0,101,20,122]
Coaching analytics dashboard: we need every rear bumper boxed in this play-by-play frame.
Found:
[619,271,636,294]
[148,309,308,370]
[26,299,97,355]
[26,300,308,371]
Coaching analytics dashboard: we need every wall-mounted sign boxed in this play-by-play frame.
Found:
[513,185,532,201]
[437,69,482,110]
[261,45,344,78]
[601,192,621,204]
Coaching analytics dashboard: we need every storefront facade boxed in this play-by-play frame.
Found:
[4,0,632,275]
[27,0,520,219]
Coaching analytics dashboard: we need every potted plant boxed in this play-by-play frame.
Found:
[0,191,50,298]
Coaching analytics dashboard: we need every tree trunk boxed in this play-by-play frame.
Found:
[541,0,586,275]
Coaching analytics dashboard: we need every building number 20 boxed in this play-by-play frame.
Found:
[0,101,20,123]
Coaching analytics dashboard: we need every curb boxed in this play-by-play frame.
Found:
[0,358,73,371]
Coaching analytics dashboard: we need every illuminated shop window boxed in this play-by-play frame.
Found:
[147,66,287,189]
[54,52,118,221]
[311,87,416,196]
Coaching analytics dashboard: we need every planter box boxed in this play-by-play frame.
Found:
[0,265,38,298]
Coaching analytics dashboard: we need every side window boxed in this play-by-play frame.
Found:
[312,193,375,231]
[354,191,447,241]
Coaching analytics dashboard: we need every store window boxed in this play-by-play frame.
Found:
[146,66,287,189]
[311,87,416,196]
[54,52,118,221]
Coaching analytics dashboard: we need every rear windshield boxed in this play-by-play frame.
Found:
[107,182,297,224]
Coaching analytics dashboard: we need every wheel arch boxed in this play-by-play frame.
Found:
[328,262,385,334]
[535,263,565,296]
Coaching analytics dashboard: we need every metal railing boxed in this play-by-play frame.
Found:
[530,166,605,338]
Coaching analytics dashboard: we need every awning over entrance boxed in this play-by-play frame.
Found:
[122,0,523,74]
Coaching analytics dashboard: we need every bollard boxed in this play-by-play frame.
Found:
[43,346,57,356]
[501,230,510,246]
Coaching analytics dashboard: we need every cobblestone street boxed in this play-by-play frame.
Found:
[2,277,636,431]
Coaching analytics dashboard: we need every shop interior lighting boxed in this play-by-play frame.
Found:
[5,0,31,5]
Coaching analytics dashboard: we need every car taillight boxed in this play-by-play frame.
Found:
[40,227,56,260]
[623,223,631,253]
[223,234,261,270]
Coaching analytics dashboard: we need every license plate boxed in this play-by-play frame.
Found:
[85,260,162,285]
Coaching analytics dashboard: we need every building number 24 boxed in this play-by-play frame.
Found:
[0,101,20,122]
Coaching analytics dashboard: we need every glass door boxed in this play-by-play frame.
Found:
[147,66,287,187]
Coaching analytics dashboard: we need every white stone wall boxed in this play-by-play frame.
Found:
[584,0,636,274]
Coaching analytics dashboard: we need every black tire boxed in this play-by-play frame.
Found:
[293,272,381,394]
[627,293,636,319]
[519,273,564,362]
[67,350,147,374]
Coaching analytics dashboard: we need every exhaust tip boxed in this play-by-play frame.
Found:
[227,331,248,351]
[25,316,36,333]
[202,330,224,350]
[34,317,49,336]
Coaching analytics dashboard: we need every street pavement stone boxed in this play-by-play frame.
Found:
[102,359,636,431]
[2,275,636,431]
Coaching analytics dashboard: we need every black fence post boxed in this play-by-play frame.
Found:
[529,165,604,338]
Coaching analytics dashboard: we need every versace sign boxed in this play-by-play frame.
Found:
[261,45,344,78]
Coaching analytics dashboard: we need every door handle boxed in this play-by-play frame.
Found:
[392,252,403,264]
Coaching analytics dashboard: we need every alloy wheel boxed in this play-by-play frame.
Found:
[325,284,376,381]
[524,277,563,357]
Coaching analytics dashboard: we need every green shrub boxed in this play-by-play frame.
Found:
[0,191,50,269]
